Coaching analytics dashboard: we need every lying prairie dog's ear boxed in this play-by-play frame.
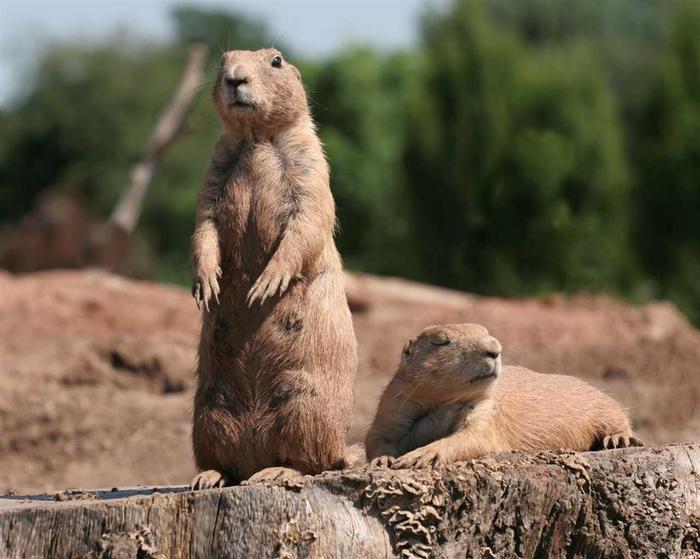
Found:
[401,337,417,359]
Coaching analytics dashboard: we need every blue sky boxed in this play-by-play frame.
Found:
[0,0,448,106]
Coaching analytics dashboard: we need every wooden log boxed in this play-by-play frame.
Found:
[1,445,698,558]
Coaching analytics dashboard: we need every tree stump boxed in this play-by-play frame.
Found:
[1,445,698,558]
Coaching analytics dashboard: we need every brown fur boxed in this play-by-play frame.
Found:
[190,49,357,488]
[365,323,641,469]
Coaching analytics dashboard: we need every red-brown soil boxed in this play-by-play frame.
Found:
[1,270,698,493]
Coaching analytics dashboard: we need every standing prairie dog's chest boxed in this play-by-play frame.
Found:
[216,141,297,265]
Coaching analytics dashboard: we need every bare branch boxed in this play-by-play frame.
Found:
[110,42,209,234]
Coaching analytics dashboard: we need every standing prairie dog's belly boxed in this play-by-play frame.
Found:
[366,323,642,469]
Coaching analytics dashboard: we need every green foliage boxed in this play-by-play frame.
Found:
[632,0,700,322]
[401,0,632,295]
[487,0,668,46]
[0,7,273,285]
[0,40,185,220]
[303,49,411,272]
[0,1,698,324]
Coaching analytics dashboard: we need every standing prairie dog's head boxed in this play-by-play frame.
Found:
[213,48,308,134]
[399,324,502,399]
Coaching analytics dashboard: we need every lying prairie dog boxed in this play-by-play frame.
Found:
[365,323,642,469]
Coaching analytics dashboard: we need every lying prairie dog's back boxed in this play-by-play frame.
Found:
[491,366,634,452]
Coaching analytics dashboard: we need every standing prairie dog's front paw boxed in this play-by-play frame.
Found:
[192,262,222,311]
[246,260,294,307]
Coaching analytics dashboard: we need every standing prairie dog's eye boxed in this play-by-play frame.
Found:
[430,333,450,346]
[271,55,283,68]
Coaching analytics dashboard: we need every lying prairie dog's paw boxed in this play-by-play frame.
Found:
[392,446,446,469]
[370,455,396,468]
[602,432,644,449]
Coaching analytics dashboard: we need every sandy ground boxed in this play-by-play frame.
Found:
[1,269,698,492]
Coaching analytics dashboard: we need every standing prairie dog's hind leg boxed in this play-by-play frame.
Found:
[190,469,230,490]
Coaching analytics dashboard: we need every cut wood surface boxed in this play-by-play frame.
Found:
[1,445,698,558]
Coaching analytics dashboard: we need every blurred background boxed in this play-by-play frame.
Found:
[0,0,699,493]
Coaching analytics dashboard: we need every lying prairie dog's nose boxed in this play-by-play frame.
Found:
[483,337,502,359]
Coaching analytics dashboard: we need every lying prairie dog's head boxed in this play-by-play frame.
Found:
[213,48,307,133]
[399,323,502,399]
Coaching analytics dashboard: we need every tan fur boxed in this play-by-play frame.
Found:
[365,324,641,469]
[190,49,357,488]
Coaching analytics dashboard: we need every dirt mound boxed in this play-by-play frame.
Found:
[1,269,698,492]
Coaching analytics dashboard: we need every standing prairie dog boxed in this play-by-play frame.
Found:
[365,323,641,469]
[190,49,357,489]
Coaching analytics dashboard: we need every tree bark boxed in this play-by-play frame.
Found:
[109,42,209,234]
[1,445,698,558]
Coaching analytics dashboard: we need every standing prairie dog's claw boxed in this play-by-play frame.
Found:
[247,264,294,307]
[193,266,221,311]
[190,469,229,490]
[210,277,220,304]
[279,273,291,295]
[192,282,201,309]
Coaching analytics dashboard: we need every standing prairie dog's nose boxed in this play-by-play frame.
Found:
[224,65,251,89]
